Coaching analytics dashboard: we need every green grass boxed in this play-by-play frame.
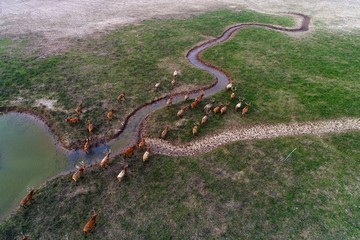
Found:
[1,132,359,239]
[0,10,294,146]
[145,27,360,143]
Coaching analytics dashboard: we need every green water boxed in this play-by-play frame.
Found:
[0,113,67,220]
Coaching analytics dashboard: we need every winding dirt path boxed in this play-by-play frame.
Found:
[145,118,360,156]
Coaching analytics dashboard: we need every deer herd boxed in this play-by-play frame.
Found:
[20,69,252,236]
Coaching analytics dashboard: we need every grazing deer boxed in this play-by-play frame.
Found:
[173,70,178,78]
[21,235,28,240]
[166,97,173,107]
[204,99,215,114]
[20,188,35,208]
[83,210,97,234]
[230,87,237,99]
[192,122,199,136]
[171,78,176,88]
[226,82,233,90]
[213,104,223,114]
[83,138,90,153]
[87,120,94,133]
[117,92,126,101]
[154,82,161,90]
[75,102,83,114]
[143,147,151,162]
[124,145,136,158]
[117,164,129,182]
[138,139,146,149]
[184,92,189,101]
[66,117,80,123]
[234,97,245,112]
[100,149,111,168]
[220,103,230,115]
[177,106,187,118]
[195,92,205,102]
[106,109,114,121]
[161,126,170,139]
[190,99,200,109]
[242,102,251,116]
[201,114,209,125]
[72,161,85,182]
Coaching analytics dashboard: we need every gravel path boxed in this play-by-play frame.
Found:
[145,118,360,156]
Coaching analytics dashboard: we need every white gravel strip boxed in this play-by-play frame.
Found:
[145,118,360,156]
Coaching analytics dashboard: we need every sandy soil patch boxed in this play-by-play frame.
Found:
[34,98,56,110]
[1,0,360,53]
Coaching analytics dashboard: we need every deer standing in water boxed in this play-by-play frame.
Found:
[106,109,114,121]
[72,161,86,182]
[83,210,97,234]
[83,138,90,153]
[20,188,35,208]
[242,102,251,116]
[100,149,111,168]
[161,126,170,139]
[143,147,151,162]
[117,164,129,182]
[66,117,80,123]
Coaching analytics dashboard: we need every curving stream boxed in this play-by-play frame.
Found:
[0,13,310,220]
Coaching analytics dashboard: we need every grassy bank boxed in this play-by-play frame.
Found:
[0,10,294,147]
[144,27,360,143]
[1,132,359,239]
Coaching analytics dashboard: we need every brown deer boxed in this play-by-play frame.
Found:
[138,139,146,149]
[161,126,170,139]
[201,113,208,125]
[66,117,80,123]
[220,103,231,115]
[166,97,173,107]
[195,92,205,102]
[117,164,129,182]
[171,78,176,88]
[177,106,187,118]
[72,161,85,182]
[124,145,136,158]
[100,149,111,168]
[230,87,237,100]
[190,99,200,109]
[204,99,215,114]
[20,188,35,208]
[83,138,90,153]
[242,102,251,116]
[143,147,151,162]
[234,97,245,112]
[83,210,97,234]
[75,102,83,114]
[213,104,223,114]
[192,122,199,136]
[117,92,126,101]
[87,120,94,133]
[106,109,114,121]
[184,92,189,101]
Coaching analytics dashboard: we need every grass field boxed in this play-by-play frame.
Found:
[1,132,359,239]
[0,10,294,147]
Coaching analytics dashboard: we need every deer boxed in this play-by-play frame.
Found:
[117,164,129,182]
[201,113,209,125]
[234,97,245,112]
[171,78,176,88]
[166,97,173,107]
[230,87,237,99]
[143,147,151,162]
[106,109,114,121]
[242,102,251,116]
[20,188,35,208]
[190,99,200,109]
[177,106,187,118]
[100,149,111,168]
[138,139,146,149]
[220,103,231,115]
[72,161,85,182]
[75,102,83,114]
[66,117,80,123]
[192,122,199,136]
[124,145,136,158]
[83,138,90,153]
[195,92,205,102]
[83,210,97,234]
[184,92,189,101]
[226,82,233,90]
[213,104,223,114]
[204,99,215,114]
[154,82,161,90]
[173,70,178,78]
[161,126,170,139]
[87,120,94,133]
[117,92,126,101]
